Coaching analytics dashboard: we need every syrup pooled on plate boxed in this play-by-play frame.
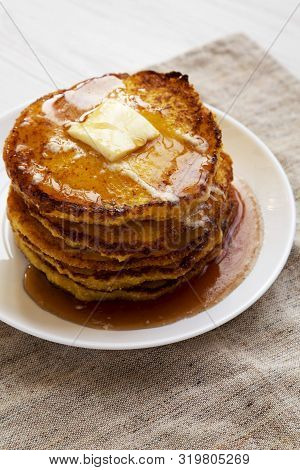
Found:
[23,181,262,330]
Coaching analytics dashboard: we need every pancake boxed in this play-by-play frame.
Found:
[21,151,233,254]
[4,71,222,224]
[15,229,220,291]
[4,70,238,303]
[10,181,238,295]
[15,234,221,301]
[26,191,221,253]
[9,180,237,299]
[7,187,220,267]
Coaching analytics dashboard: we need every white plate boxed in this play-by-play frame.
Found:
[0,104,295,349]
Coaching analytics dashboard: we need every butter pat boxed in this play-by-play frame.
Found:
[67,99,159,161]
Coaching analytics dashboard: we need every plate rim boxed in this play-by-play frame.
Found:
[0,103,296,350]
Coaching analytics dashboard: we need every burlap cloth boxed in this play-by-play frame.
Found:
[1,34,299,450]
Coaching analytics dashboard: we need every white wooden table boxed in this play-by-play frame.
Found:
[1,0,299,112]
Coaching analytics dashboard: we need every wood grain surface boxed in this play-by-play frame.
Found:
[0,0,299,112]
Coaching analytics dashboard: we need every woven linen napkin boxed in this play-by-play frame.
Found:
[0,34,299,450]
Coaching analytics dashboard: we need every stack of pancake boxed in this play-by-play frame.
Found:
[4,71,237,301]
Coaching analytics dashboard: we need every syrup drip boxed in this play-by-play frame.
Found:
[23,182,262,330]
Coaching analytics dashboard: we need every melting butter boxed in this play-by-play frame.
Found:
[175,130,208,152]
[45,137,80,153]
[67,99,159,162]
[109,161,179,203]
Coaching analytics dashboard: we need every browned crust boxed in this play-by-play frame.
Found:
[7,186,222,266]
[4,71,222,223]
[26,195,222,253]
[15,232,222,301]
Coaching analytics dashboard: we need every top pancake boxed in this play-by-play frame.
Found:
[4,71,222,224]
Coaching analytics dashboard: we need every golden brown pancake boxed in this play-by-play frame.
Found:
[14,230,220,291]
[9,181,237,294]
[26,191,221,253]
[4,71,222,224]
[15,234,221,301]
[4,71,238,302]
[7,187,220,266]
